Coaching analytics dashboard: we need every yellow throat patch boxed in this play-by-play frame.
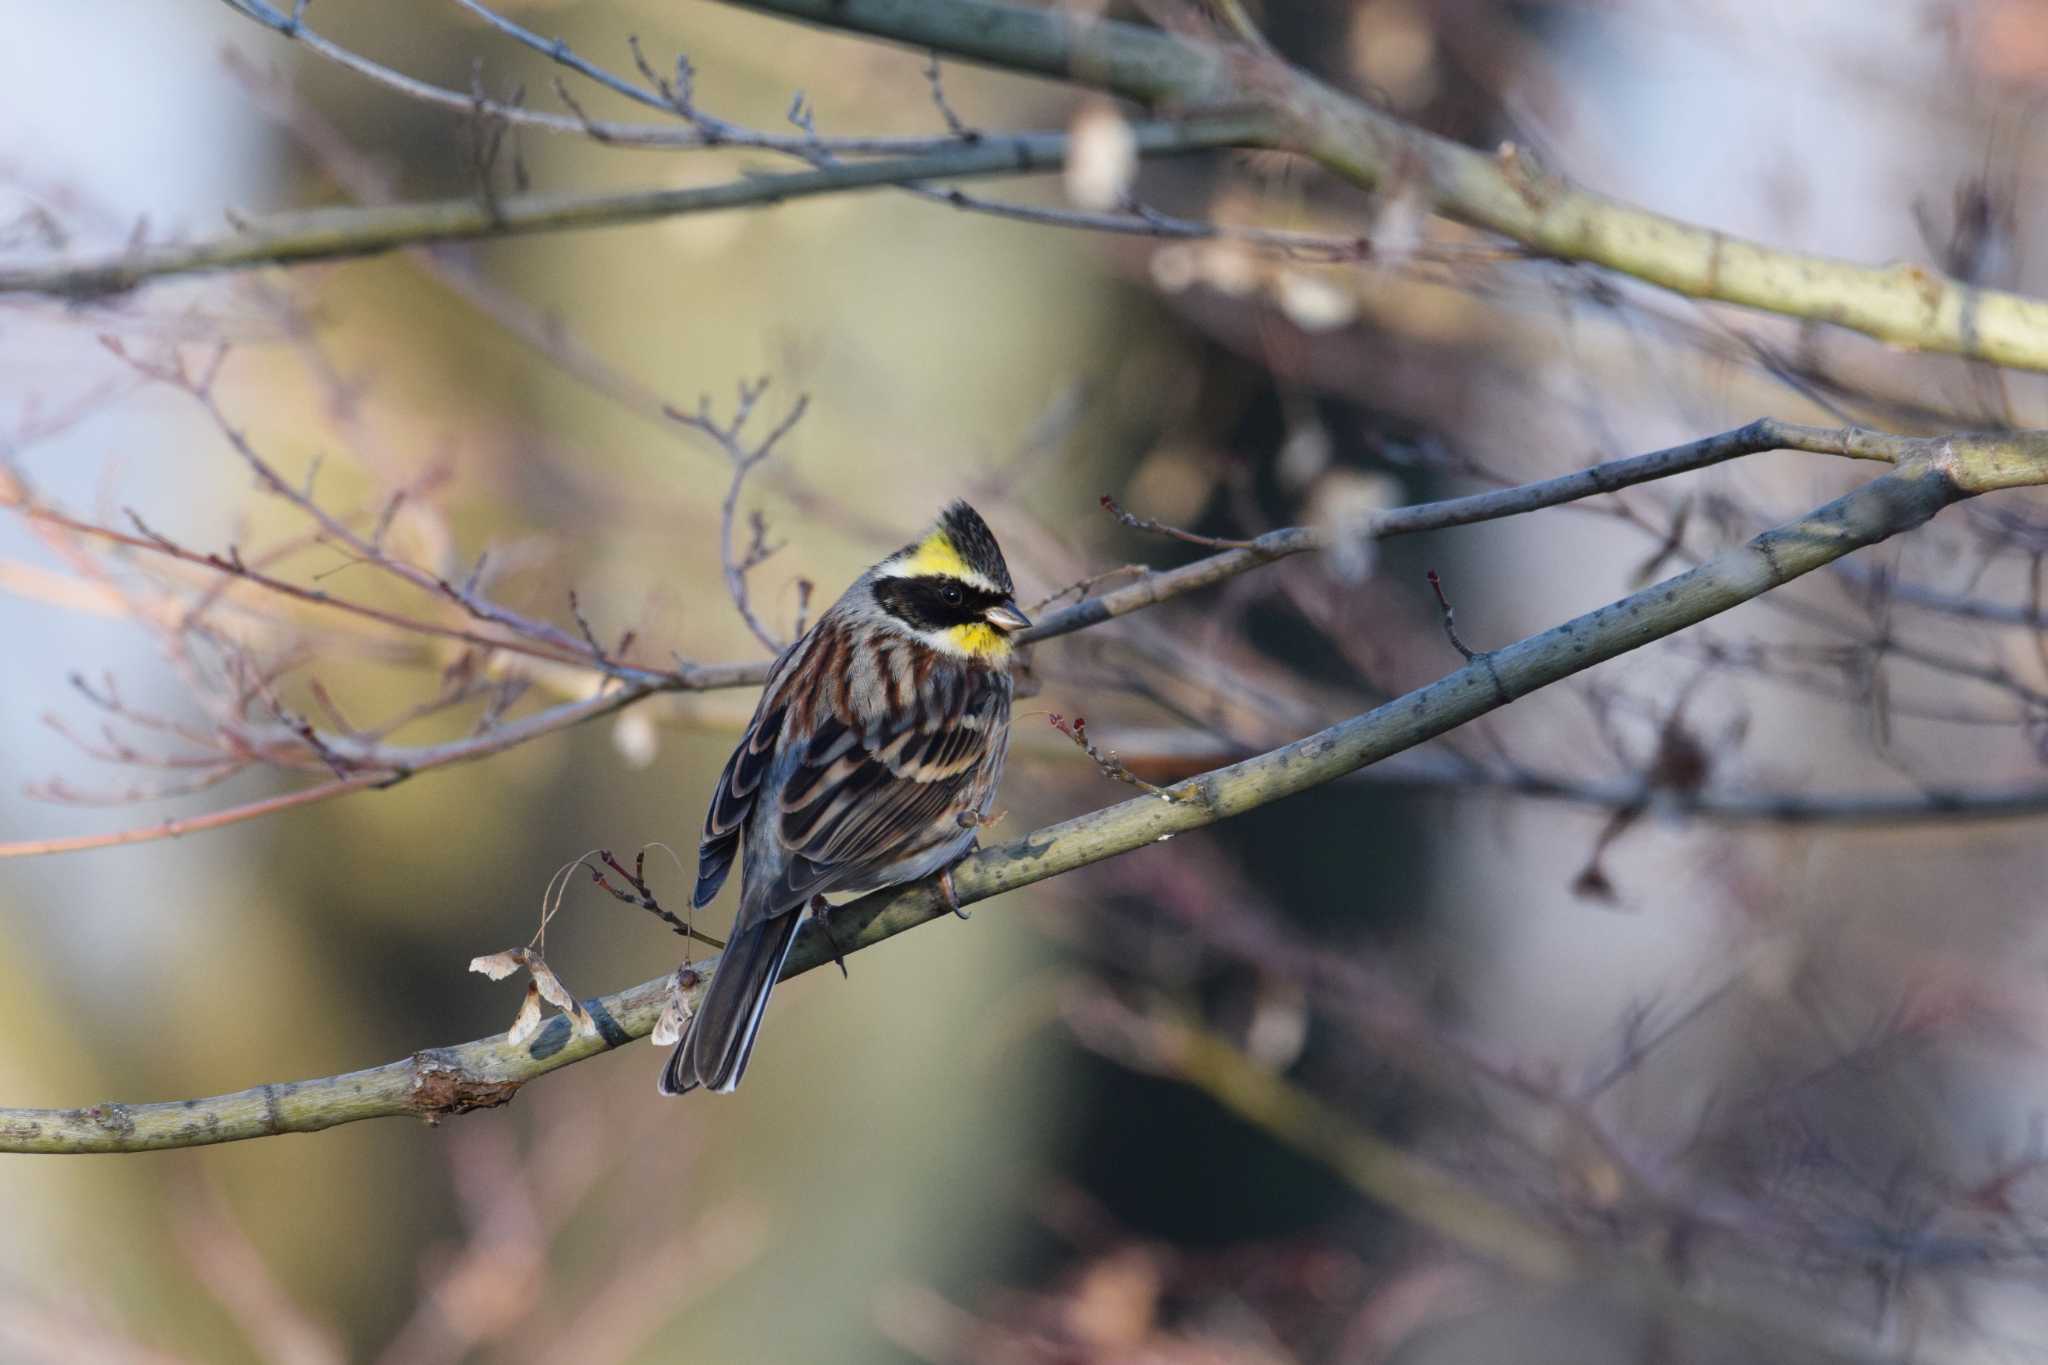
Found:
[942,622,1011,659]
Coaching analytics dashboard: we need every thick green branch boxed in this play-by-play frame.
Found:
[0,115,1268,298]
[721,0,2048,374]
[2,435,2012,1153]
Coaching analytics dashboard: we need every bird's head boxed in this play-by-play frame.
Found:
[871,500,1030,661]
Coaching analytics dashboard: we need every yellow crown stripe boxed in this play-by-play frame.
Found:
[903,530,971,580]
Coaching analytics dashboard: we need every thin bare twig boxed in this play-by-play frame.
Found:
[1048,713,1182,802]
[1100,493,1257,549]
[1425,569,1478,662]
[666,379,811,652]
[590,848,726,951]
[922,52,978,141]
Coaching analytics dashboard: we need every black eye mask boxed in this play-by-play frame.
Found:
[875,575,1010,632]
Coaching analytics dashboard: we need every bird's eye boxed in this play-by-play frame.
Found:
[940,582,965,607]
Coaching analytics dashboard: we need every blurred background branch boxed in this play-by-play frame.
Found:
[741,0,2048,370]
[5,0,2039,377]
[0,114,1270,297]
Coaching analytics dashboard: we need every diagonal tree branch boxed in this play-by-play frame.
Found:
[0,114,1270,298]
[4,427,2033,1154]
[717,0,2048,374]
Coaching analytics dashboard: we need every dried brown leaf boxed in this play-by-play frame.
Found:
[506,981,544,1046]
[524,949,590,1028]
[652,994,687,1048]
[469,948,526,981]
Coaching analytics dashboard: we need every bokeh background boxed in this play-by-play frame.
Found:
[7,1,2048,1361]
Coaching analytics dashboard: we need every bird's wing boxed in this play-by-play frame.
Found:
[764,665,1010,908]
[693,639,806,910]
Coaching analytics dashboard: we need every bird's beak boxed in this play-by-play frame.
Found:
[983,599,1032,633]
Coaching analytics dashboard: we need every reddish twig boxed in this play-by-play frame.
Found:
[0,683,668,860]
[107,339,634,671]
[590,847,725,950]
[0,772,392,859]
[1049,713,1182,802]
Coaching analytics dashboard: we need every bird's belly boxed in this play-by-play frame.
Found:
[829,825,980,895]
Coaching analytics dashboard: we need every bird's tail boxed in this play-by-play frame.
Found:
[660,913,802,1095]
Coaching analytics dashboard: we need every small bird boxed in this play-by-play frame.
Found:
[662,501,1031,1094]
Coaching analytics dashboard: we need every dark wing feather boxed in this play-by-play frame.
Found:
[766,664,1009,904]
[694,696,787,909]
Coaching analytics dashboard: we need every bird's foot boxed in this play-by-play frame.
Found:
[938,865,970,920]
[810,894,850,978]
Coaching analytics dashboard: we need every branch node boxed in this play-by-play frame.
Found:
[407,1060,521,1122]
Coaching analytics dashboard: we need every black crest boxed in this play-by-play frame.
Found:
[939,500,1013,595]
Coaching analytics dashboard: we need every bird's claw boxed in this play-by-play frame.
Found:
[810,894,850,978]
[939,866,970,920]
